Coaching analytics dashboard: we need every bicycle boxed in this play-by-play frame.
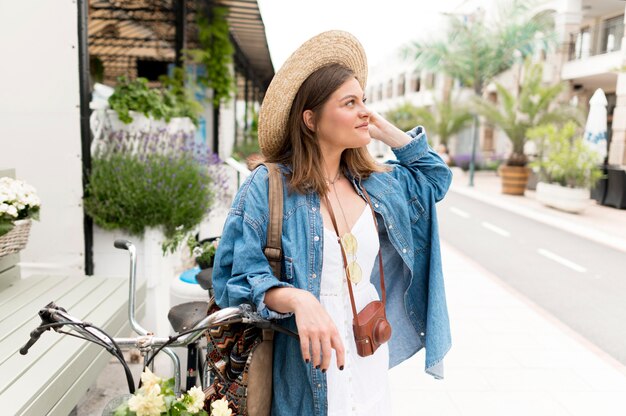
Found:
[19,239,296,401]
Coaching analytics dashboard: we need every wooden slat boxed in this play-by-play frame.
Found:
[46,294,146,416]
[1,278,132,415]
[0,276,92,340]
[0,169,15,178]
[0,253,19,274]
[0,277,107,377]
[0,265,20,291]
[0,274,49,310]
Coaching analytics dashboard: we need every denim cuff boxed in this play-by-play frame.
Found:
[392,126,429,163]
[251,278,295,320]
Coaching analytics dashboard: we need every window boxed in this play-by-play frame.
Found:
[377,84,384,101]
[572,27,591,59]
[410,75,421,92]
[601,15,624,53]
[397,75,406,96]
[424,73,436,90]
[137,60,169,81]
[386,80,394,98]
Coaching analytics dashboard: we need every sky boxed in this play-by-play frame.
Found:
[257,0,481,70]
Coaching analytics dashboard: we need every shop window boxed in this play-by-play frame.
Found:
[397,75,406,96]
[410,75,421,92]
[601,15,624,53]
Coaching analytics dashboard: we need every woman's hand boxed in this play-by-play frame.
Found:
[292,290,345,372]
[368,111,411,148]
[264,287,344,371]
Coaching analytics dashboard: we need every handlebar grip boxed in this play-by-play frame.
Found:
[19,328,45,355]
[114,239,131,250]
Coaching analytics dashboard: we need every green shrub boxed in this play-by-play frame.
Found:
[108,73,203,125]
[528,122,603,189]
[84,152,213,239]
[84,125,228,256]
[108,77,169,124]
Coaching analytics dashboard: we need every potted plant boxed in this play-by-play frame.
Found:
[0,177,40,257]
[473,59,582,195]
[185,236,219,297]
[106,71,203,133]
[527,122,603,213]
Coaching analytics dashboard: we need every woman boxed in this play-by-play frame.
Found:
[213,31,452,416]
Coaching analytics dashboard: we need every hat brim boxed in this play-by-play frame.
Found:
[258,30,368,158]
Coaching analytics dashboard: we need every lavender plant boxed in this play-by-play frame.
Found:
[84,128,229,250]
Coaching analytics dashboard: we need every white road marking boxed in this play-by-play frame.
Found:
[537,248,587,273]
[481,221,511,237]
[449,207,470,218]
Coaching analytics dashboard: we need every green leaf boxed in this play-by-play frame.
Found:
[0,221,14,237]
[113,402,131,416]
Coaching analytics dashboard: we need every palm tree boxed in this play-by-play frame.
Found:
[403,0,554,183]
[473,59,582,166]
[385,94,472,147]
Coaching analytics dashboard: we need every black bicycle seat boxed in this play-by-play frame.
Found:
[167,301,210,332]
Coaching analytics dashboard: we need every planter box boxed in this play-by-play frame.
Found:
[536,182,591,214]
[93,225,186,335]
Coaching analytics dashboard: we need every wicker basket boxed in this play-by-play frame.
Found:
[0,219,32,257]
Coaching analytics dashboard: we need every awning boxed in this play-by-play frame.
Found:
[88,0,274,92]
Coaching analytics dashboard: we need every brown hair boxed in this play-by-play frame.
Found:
[262,63,386,195]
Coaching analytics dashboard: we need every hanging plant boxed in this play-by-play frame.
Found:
[186,7,235,107]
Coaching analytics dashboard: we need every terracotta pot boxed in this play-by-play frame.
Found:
[499,165,531,195]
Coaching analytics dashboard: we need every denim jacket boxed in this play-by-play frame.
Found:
[213,126,452,416]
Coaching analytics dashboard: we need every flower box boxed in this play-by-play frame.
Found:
[0,219,31,257]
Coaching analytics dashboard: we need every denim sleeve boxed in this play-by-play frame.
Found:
[386,126,452,202]
[212,168,294,320]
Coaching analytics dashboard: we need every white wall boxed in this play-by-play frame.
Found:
[0,1,84,275]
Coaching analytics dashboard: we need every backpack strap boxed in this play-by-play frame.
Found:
[261,163,283,278]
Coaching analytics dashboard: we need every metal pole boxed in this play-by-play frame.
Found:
[468,114,478,187]
[174,0,187,67]
[244,75,249,139]
[77,0,94,275]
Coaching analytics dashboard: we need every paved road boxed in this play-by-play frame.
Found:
[438,191,626,365]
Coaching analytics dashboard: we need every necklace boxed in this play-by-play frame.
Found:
[325,170,341,185]
[330,180,362,284]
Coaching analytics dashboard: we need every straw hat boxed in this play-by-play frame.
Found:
[258,30,368,158]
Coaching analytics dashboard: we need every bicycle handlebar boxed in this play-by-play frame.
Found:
[19,327,46,355]
[20,303,281,353]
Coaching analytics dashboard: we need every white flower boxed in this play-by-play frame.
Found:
[211,397,232,416]
[6,205,18,217]
[186,386,206,414]
[127,385,166,416]
[139,368,162,391]
[0,177,40,222]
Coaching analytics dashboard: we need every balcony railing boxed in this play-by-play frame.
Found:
[568,16,624,61]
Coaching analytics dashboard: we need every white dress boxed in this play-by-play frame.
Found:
[320,205,392,416]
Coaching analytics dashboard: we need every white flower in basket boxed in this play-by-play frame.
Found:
[113,368,215,416]
[0,177,41,257]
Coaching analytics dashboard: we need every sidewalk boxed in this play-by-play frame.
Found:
[390,241,626,416]
[78,169,626,415]
[448,169,626,253]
